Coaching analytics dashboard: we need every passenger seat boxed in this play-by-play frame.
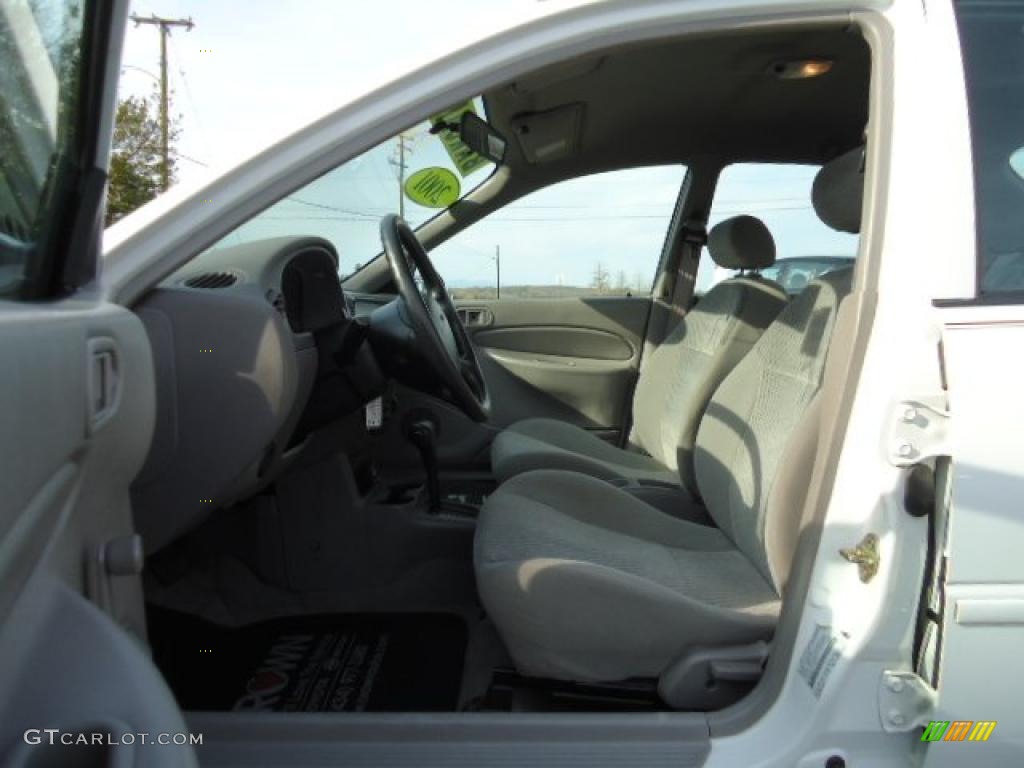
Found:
[490,215,788,495]
[472,146,864,684]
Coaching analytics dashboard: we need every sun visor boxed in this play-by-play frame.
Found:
[510,103,585,164]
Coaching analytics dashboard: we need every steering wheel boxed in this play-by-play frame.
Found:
[379,214,491,421]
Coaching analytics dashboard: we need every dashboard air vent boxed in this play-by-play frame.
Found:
[184,271,238,289]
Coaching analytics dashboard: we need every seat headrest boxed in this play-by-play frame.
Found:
[707,215,775,270]
[812,145,865,234]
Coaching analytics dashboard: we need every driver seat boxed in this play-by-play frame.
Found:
[490,215,788,493]
[474,147,864,682]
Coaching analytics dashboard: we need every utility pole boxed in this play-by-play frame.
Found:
[390,133,414,218]
[129,13,194,192]
[494,245,501,299]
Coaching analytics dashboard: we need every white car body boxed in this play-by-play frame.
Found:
[1,0,1021,765]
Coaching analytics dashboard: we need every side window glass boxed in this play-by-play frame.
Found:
[697,163,858,296]
[430,166,686,300]
[1,1,88,297]
[955,0,1024,295]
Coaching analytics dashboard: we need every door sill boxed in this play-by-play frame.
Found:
[187,711,711,768]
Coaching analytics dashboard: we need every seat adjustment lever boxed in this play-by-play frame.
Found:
[659,641,769,710]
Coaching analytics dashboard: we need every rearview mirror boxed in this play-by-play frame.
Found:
[459,112,507,165]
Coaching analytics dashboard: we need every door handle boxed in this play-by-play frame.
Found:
[88,338,121,433]
[456,307,493,327]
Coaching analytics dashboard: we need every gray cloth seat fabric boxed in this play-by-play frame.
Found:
[475,151,862,683]
[474,470,780,681]
[491,417,679,486]
[476,267,854,681]
[491,215,788,489]
[812,145,864,234]
[475,145,860,684]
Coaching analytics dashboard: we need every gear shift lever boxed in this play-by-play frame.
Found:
[407,419,441,514]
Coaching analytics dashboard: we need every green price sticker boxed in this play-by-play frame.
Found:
[430,101,490,177]
[404,167,462,209]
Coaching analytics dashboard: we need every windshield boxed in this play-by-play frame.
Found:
[199,99,496,275]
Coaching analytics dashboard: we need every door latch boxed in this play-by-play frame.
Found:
[840,532,880,583]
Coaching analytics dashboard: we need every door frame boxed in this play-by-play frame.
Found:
[99,1,937,766]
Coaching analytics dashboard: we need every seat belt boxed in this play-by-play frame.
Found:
[672,220,707,311]
[653,219,706,346]
[623,220,707,448]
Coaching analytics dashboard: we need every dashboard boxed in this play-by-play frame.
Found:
[131,236,383,552]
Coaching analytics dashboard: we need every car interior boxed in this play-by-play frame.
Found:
[130,22,870,715]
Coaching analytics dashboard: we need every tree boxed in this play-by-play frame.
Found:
[591,261,610,293]
[106,93,180,225]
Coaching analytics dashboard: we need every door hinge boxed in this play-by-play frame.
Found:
[888,396,951,467]
[839,532,880,583]
[878,670,936,732]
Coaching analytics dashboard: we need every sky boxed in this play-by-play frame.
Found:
[118,0,858,289]
[118,0,554,184]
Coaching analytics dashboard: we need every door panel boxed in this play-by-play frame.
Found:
[0,2,194,761]
[0,304,196,764]
[0,305,153,616]
[368,295,650,484]
[459,296,651,433]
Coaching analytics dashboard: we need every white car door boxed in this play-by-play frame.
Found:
[0,1,196,764]
[917,1,1024,763]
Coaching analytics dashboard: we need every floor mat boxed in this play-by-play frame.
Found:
[147,607,467,712]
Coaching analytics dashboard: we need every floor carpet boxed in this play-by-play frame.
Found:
[147,607,467,712]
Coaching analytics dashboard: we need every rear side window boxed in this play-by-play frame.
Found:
[430,166,686,300]
[698,163,858,295]
[955,0,1024,295]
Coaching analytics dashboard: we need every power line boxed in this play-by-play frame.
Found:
[166,30,211,163]
[281,197,387,219]
[252,201,817,225]
[512,197,810,210]
[485,205,815,223]
[172,151,208,167]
